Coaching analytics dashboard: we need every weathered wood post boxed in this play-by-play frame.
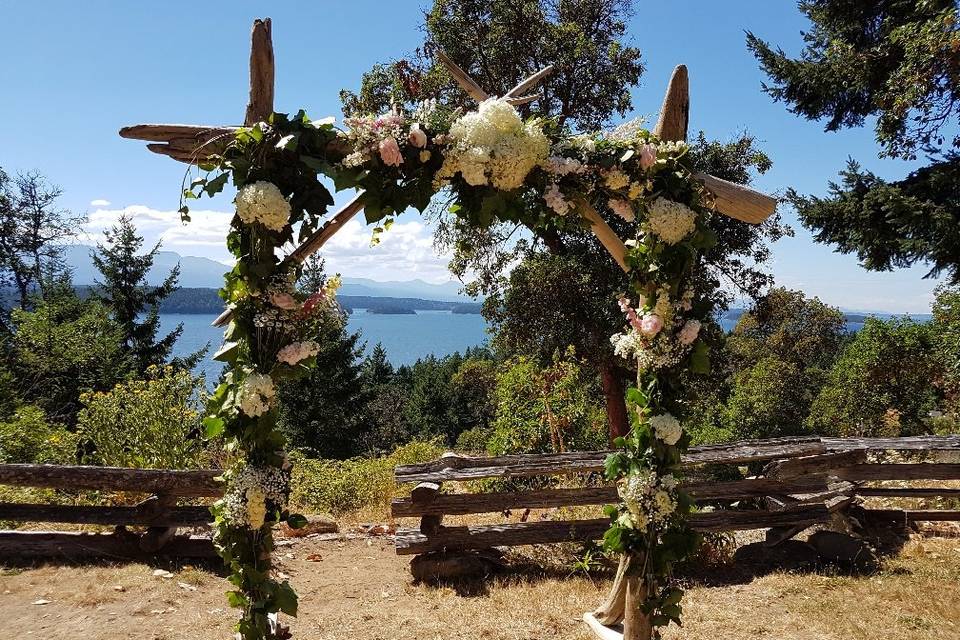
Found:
[587,64,690,640]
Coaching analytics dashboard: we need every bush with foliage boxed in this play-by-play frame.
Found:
[809,318,940,437]
[487,349,607,455]
[0,405,77,464]
[78,365,206,469]
[288,439,445,516]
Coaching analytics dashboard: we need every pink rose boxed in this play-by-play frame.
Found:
[271,292,299,311]
[378,137,403,167]
[408,125,427,148]
[638,143,657,170]
[678,319,701,345]
[639,313,663,337]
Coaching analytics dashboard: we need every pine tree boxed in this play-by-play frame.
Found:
[92,214,199,374]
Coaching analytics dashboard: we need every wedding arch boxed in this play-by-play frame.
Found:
[120,18,775,640]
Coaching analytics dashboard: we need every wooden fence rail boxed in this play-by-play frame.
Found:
[0,464,223,559]
[391,435,960,560]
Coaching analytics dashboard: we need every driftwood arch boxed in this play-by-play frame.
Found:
[120,18,778,640]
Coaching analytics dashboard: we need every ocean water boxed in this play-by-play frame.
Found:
[160,310,491,382]
[161,310,894,383]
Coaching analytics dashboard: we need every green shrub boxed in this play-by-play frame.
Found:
[487,351,606,455]
[289,439,445,516]
[78,365,205,469]
[0,405,78,464]
[455,426,493,453]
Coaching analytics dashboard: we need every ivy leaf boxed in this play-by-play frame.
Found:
[203,416,225,439]
[204,173,229,196]
[274,581,298,616]
[690,340,711,374]
[286,513,308,529]
[213,341,240,363]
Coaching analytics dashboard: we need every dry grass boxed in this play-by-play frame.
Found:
[1,535,958,640]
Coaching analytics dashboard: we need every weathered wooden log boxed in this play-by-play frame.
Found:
[766,449,868,480]
[0,464,222,497]
[0,503,212,527]
[391,475,833,517]
[838,464,960,482]
[435,50,489,103]
[822,435,960,452]
[653,65,688,142]
[592,554,630,625]
[0,530,218,559]
[394,504,831,554]
[505,92,542,106]
[855,486,960,498]
[412,481,444,535]
[695,173,777,224]
[394,437,827,484]
[118,124,239,143]
[856,509,960,522]
[624,570,652,640]
[245,18,275,126]
[575,197,629,272]
[506,66,555,98]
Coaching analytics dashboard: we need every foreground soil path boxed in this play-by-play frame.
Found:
[1,535,958,639]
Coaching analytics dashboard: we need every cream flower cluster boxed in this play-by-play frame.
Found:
[544,183,572,215]
[610,289,700,371]
[222,465,289,529]
[236,181,291,232]
[646,197,697,245]
[238,372,275,417]
[277,340,320,366]
[435,98,549,190]
[340,112,408,168]
[649,412,682,445]
[617,470,679,530]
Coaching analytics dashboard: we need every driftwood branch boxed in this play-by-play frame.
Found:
[574,197,629,272]
[506,65,555,98]
[653,65,689,142]
[244,18,275,125]
[695,173,777,224]
[435,50,490,103]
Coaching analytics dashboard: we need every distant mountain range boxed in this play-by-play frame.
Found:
[62,244,471,302]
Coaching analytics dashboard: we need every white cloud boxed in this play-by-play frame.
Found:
[79,204,455,281]
[89,199,111,207]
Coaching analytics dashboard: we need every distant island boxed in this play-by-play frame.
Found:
[71,287,485,315]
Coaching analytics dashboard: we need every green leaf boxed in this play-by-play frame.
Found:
[274,581,298,616]
[690,340,711,374]
[204,172,229,196]
[203,416,225,439]
[213,341,240,363]
[286,513,308,529]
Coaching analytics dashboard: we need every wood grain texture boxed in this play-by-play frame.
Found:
[695,173,777,224]
[652,65,689,142]
[0,503,212,527]
[0,464,222,497]
[823,435,960,452]
[575,197,629,272]
[391,475,834,517]
[394,437,827,483]
[244,18,275,126]
[765,449,868,480]
[855,487,960,498]
[394,505,830,554]
[435,50,489,103]
[838,464,960,482]
[505,66,555,98]
[0,530,217,559]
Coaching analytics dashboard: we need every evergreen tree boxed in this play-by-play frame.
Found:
[362,342,395,387]
[747,1,960,281]
[276,261,367,458]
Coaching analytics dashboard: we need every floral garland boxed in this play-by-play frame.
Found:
[182,97,713,638]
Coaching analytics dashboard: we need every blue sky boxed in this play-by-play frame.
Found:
[0,1,943,312]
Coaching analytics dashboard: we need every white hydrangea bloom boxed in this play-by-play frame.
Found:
[238,372,275,417]
[654,489,676,517]
[435,98,549,191]
[646,197,697,245]
[544,183,572,216]
[649,412,682,445]
[236,181,291,232]
[221,465,288,529]
[277,340,321,366]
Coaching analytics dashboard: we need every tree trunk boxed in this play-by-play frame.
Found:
[600,360,629,444]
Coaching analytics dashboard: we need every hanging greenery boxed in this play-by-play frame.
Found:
[183,94,714,638]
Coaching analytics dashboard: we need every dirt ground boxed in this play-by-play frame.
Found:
[2,533,959,640]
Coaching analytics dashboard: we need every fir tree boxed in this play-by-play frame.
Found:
[92,214,201,373]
